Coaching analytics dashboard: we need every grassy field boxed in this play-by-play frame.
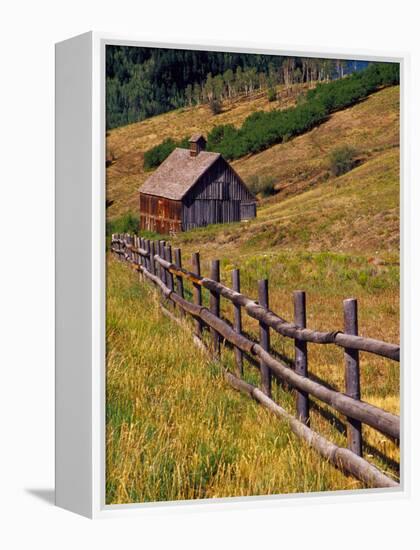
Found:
[107,258,390,504]
[106,242,399,504]
[106,82,400,504]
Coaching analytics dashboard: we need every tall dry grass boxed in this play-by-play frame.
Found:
[106,258,377,504]
[106,251,399,505]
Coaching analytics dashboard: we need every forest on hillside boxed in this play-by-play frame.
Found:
[106,46,367,129]
[143,62,399,170]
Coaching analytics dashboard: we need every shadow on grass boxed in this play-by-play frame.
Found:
[309,400,400,476]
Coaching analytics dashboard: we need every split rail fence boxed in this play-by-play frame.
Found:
[111,233,400,489]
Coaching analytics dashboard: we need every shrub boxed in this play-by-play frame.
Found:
[143,138,176,170]
[207,124,237,150]
[209,98,222,115]
[267,87,277,102]
[106,212,140,237]
[248,175,277,197]
[247,174,259,191]
[143,136,189,170]
[329,146,358,176]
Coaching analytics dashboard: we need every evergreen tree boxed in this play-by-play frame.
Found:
[105,45,370,129]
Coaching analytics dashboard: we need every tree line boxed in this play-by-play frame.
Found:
[106,45,366,129]
[185,58,357,107]
[143,62,399,170]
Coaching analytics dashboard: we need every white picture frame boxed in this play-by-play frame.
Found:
[55,31,408,519]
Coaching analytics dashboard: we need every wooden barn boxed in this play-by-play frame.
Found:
[139,135,257,234]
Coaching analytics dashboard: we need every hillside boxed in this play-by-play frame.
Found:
[106,85,399,226]
[232,85,399,201]
[173,147,399,256]
[106,83,309,218]
[106,83,400,501]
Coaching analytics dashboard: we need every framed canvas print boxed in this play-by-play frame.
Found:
[55,32,406,518]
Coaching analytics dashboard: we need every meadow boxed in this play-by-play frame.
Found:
[106,234,399,503]
[106,80,400,504]
[106,257,394,504]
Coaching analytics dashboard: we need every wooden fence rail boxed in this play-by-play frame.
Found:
[110,233,400,489]
[115,238,399,361]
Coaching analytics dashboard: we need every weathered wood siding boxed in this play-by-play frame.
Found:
[183,199,241,230]
[181,157,256,230]
[240,202,257,220]
[140,193,182,234]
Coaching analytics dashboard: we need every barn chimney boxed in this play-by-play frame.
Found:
[189,134,207,157]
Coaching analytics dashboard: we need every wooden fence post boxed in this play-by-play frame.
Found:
[138,237,142,268]
[142,238,147,270]
[139,237,146,267]
[232,268,243,377]
[127,234,132,263]
[122,234,126,261]
[210,260,221,356]
[159,240,166,285]
[138,236,144,279]
[146,239,151,272]
[165,245,174,292]
[174,248,185,317]
[135,236,139,266]
[149,240,156,276]
[142,238,147,269]
[344,298,362,457]
[156,240,162,282]
[132,235,134,264]
[294,290,309,425]
[258,279,271,397]
[192,252,202,338]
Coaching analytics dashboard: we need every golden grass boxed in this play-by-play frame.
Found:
[168,245,400,483]
[106,258,374,505]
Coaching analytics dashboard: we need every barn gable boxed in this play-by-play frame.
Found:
[186,156,255,202]
[182,155,256,230]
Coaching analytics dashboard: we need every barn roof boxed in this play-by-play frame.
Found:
[140,147,221,201]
